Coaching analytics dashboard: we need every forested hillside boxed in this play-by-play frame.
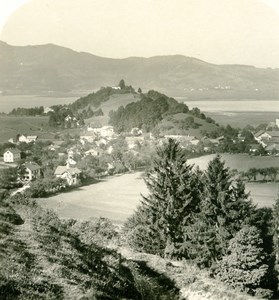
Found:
[109,90,217,133]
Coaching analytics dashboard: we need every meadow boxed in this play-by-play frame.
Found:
[40,154,279,222]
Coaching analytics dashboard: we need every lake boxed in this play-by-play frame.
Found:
[179,99,279,127]
[40,155,279,222]
[0,95,78,113]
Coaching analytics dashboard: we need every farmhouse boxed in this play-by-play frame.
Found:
[3,148,21,163]
[54,166,81,186]
[22,162,41,182]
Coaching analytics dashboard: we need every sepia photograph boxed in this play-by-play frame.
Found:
[0,0,279,299]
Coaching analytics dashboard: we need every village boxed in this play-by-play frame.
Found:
[1,114,279,197]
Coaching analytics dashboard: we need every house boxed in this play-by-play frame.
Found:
[130,127,143,136]
[48,144,61,151]
[85,149,100,157]
[190,139,200,146]
[27,136,38,143]
[254,130,279,147]
[54,166,81,186]
[8,135,19,144]
[80,135,96,144]
[87,125,115,138]
[249,144,260,154]
[265,144,279,155]
[44,107,54,114]
[22,162,41,182]
[9,134,38,144]
[3,148,21,163]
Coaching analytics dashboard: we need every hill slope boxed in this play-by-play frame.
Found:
[1,41,278,99]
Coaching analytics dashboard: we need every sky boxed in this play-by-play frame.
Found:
[1,0,279,68]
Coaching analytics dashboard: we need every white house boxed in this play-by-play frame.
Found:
[3,149,21,163]
[54,166,81,186]
[22,162,41,182]
[27,136,38,143]
[19,134,38,143]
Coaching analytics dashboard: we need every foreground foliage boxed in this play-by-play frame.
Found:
[124,139,278,297]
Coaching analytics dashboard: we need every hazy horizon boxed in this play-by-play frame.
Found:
[1,0,279,68]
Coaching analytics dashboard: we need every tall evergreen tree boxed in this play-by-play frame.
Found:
[125,139,201,258]
[215,226,273,297]
[191,155,254,267]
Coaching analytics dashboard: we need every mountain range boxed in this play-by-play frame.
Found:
[0,41,278,99]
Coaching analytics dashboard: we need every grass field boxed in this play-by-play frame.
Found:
[39,172,148,223]
[40,162,278,222]
[0,115,53,143]
[188,153,279,172]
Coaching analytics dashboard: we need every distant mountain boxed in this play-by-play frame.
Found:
[0,41,278,99]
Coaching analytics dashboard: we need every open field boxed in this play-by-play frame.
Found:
[39,172,148,223]
[188,153,279,172]
[40,160,278,222]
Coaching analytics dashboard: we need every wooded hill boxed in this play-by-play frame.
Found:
[1,41,278,99]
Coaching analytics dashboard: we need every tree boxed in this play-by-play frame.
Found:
[138,87,142,93]
[118,79,126,90]
[0,167,20,190]
[191,155,253,267]
[125,139,201,258]
[273,194,279,263]
[215,226,274,298]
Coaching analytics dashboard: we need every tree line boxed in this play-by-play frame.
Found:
[242,167,279,182]
[124,139,278,298]
[109,90,215,133]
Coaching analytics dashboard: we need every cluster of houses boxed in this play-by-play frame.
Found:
[3,118,279,193]
[253,130,279,155]
[8,134,38,144]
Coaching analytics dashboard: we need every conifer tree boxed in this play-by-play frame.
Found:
[125,139,201,258]
[192,155,253,267]
[215,226,275,298]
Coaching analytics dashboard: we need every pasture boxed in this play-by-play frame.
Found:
[188,153,279,172]
[39,172,148,223]
[40,161,278,222]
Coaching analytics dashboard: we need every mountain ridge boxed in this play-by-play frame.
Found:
[0,41,278,99]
